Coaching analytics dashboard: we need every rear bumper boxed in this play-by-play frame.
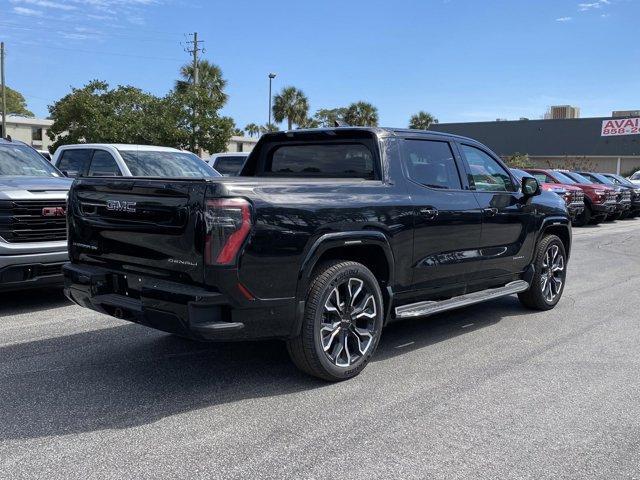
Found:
[63,263,297,341]
[0,250,68,291]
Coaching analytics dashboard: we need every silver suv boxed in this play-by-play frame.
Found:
[0,139,72,291]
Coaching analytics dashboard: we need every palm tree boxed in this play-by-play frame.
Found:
[233,128,245,137]
[260,123,279,134]
[272,86,309,130]
[409,111,438,130]
[176,60,228,106]
[245,123,261,137]
[344,101,378,127]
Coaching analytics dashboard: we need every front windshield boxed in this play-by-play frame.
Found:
[564,171,593,184]
[608,174,634,187]
[630,172,640,180]
[0,144,61,177]
[552,171,577,184]
[591,173,614,185]
[118,150,220,177]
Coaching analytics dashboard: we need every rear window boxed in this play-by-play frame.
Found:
[213,155,246,175]
[0,144,61,177]
[119,150,219,177]
[264,143,375,179]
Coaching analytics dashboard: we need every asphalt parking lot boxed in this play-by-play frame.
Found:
[1,219,639,480]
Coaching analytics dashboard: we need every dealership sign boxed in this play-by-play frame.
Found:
[601,118,640,136]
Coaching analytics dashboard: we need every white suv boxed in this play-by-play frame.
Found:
[629,171,640,186]
[52,144,220,178]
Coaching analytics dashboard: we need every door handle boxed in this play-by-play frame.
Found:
[483,207,499,217]
[419,208,439,219]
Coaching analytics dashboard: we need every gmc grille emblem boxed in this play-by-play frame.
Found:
[106,200,137,213]
[42,206,66,217]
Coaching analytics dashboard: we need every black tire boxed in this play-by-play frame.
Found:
[518,235,567,311]
[287,260,384,381]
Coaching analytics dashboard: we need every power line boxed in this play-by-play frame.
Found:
[6,40,183,62]
[0,21,183,43]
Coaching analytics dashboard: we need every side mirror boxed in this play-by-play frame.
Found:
[521,176,541,197]
[61,170,69,177]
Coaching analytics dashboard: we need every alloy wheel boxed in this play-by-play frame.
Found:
[540,244,565,302]
[320,277,377,367]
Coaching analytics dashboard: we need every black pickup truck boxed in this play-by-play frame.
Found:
[64,128,571,381]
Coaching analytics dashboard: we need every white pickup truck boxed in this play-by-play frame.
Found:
[0,139,72,291]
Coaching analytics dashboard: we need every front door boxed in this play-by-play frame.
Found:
[400,137,483,300]
[457,142,535,289]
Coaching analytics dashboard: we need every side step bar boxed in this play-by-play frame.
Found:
[394,280,530,319]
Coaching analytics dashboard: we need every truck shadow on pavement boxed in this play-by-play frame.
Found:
[0,296,531,441]
[0,288,71,317]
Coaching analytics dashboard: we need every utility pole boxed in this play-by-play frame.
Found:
[268,73,276,127]
[184,33,204,154]
[1,42,6,139]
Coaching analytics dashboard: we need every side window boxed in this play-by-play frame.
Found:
[57,149,91,177]
[461,145,514,192]
[531,173,551,184]
[88,150,121,177]
[402,139,462,189]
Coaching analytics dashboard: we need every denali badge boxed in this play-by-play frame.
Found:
[106,200,137,213]
[168,258,198,267]
[42,206,66,217]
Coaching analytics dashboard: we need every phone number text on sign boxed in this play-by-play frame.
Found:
[601,118,640,136]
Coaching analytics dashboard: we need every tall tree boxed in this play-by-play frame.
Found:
[47,80,176,151]
[344,101,378,127]
[298,117,320,128]
[244,123,261,137]
[176,60,227,106]
[173,60,233,153]
[260,123,279,134]
[3,86,34,117]
[314,107,347,127]
[409,111,438,130]
[272,86,309,130]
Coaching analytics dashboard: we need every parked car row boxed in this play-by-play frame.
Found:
[512,168,640,227]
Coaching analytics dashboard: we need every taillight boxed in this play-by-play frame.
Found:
[204,198,252,266]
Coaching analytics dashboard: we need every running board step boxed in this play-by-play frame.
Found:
[394,280,530,319]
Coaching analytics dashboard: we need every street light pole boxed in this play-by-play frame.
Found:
[268,73,276,127]
[1,42,6,139]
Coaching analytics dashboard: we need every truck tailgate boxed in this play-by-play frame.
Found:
[68,178,209,285]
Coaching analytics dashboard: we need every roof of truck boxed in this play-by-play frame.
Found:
[56,144,182,152]
[270,126,479,143]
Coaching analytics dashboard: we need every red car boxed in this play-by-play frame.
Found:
[525,169,616,226]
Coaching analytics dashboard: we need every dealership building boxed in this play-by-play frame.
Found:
[431,116,640,175]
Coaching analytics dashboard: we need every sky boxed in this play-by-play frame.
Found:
[0,0,639,129]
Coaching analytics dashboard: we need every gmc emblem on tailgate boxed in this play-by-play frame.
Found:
[42,206,66,217]
[106,200,137,213]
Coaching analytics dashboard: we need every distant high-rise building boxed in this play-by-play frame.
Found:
[544,105,580,119]
[612,110,640,117]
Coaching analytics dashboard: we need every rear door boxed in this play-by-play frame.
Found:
[457,142,535,287]
[68,178,208,285]
[57,149,92,177]
[87,149,122,177]
[400,137,482,299]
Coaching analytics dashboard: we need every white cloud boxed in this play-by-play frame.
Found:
[556,16,573,21]
[578,0,609,11]
[12,6,43,16]
[10,0,77,10]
